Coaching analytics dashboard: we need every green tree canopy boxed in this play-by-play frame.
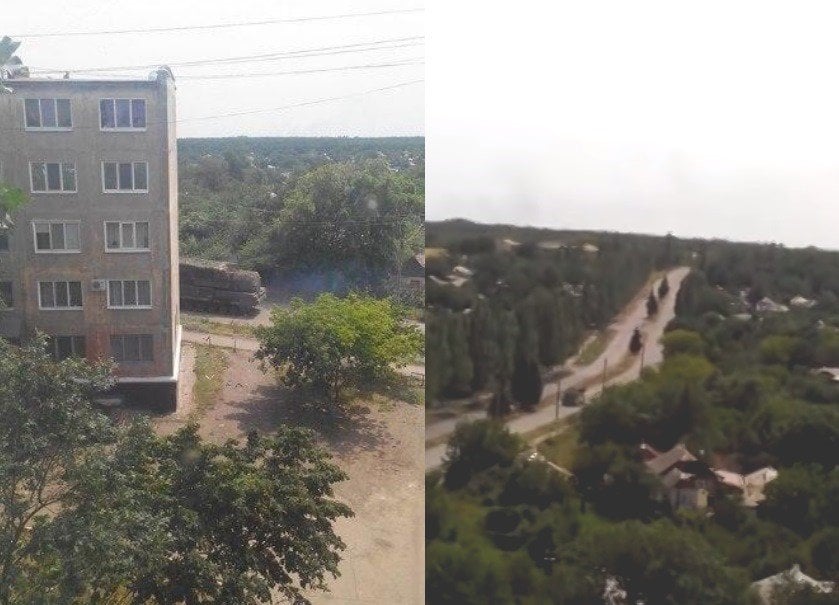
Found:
[0,338,353,605]
[255,293,423,403]
[262,160,423,277]
[443,420,523,489]
[646,290,659,317]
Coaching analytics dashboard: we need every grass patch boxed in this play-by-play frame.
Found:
[576,329,615,366]
[537,423,581,470]
[521,416,574,443]
[371,371,425,407]
[191,345,229,419]
[182,313,256,338]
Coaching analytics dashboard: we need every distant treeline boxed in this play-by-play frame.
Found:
[695,240,839,308]
[176,138,424,293]
[426,222,684,407]
[179,137,424,174]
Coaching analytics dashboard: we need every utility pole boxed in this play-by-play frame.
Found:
[602,357,608,391]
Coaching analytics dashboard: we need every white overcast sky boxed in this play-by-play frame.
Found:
[426,1,839,250]
[4,0,424,137]
[8,2,839,249]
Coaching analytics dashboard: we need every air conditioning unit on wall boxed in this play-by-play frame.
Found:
[90,279,107,292]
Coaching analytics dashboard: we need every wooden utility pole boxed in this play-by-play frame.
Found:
[602,357,608,391]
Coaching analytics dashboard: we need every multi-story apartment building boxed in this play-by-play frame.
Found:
[0,71,180,410]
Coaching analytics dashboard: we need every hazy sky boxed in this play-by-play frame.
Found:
[426,1,839,250]
[4,0,424,137]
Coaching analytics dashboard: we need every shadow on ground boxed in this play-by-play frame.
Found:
[221,383,396,456]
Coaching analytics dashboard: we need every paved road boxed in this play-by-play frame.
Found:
[425,267,691,470]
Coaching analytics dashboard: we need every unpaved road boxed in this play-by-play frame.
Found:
[425,267,690,470]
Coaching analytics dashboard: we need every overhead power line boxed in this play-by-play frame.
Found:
[177,59,423,81]
[12,8,423,39]
[29,37,424,75]
[179,79,425,124]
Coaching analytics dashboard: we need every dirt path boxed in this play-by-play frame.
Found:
[182,330,425,380]
[425,266,690,470]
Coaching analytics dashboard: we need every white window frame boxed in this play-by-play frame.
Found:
[23,98,73,131]
[101,161,149,193]
[32,220,82,253]
[110,334,154,363]
[99,98,147,131]
[37,280,83,311]
[103,221,150,252]
[107,279,152,309]
[29,162,77,194]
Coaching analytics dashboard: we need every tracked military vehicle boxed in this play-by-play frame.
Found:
[180,258,265,315]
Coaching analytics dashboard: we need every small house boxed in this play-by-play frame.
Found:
[400,252,425,290]
[755,297,789,313]
[752,564,834,604]
[789,295,816,309]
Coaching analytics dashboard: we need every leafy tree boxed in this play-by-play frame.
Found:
[427,312,453,404]
[446,313,474,396]
[762,464,837,536]
[573,520,752,604]
[510,354,542,409]
[658,275,670,298]
[254,293,423,403]
[646,290,659,317]
[54,423,352,605]
[572,442,660,519]
[808,527,839,580]
[0,337,114,603]
[661,329,704,357]
[1,339,353,605]
[267,160,423,278]
[426,541,515,605]
[443,420,523,489]
[629,327,643,355]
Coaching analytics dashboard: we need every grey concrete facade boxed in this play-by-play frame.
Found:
[0,72,180,409]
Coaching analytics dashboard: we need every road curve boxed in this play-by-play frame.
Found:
[426,266,691,470]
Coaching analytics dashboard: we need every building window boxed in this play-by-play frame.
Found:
[0,228,9,252]
[0,281,13,308]
[105,221,149,251]
[30,162,77,193]
[33,221,81,252]
[38,281,83,310]
[108,279,152,308]
[110,334,153,362]
[100,99,146,130]
[24,98,72,130]
[102,162,148,192]
[47,335,86,361]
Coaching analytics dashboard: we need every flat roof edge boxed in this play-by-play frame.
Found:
[7,78,161,85]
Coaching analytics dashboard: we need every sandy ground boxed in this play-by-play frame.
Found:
[152,346,424,605]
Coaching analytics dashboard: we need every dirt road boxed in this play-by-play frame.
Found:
[425,266,690,470]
